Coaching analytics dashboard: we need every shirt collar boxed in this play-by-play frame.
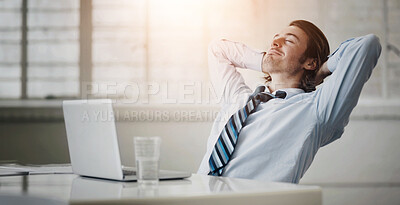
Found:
[269,87,305,99]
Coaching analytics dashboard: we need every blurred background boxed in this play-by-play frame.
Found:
[0,0,399,204]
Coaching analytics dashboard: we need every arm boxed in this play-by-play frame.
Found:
[315,34,382,146]
[315,60,331,86]
[208,39,264,104]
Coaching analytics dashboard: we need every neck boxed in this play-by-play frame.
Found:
[267,73,302,93]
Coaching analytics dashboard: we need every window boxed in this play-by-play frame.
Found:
[27,0,80,98]
[0,0,21,98]
[0,0,79,99]
[90,0,209,103]
[1,0,397,102]
[90,0,147,99]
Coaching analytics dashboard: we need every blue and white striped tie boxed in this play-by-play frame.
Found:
[208,86,287,176]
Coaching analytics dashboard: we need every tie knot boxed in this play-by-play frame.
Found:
[247,86,266,102]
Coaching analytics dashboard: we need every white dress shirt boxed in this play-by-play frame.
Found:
[198,35,381,183]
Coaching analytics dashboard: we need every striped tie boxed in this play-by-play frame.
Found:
[208,86,287,176]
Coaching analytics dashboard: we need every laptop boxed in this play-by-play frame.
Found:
[62,99,191,182]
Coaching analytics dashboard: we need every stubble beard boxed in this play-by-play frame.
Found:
[264,55,301,76]
[263,55,305,90]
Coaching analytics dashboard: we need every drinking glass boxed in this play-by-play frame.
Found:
[134,136,161,185]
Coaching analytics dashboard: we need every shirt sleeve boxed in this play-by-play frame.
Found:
[315,34,382,147]
[208,39,264,104]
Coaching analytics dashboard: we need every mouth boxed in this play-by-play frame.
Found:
[267,49,283,56]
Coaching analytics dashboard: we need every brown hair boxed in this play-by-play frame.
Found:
[265,20,330,92]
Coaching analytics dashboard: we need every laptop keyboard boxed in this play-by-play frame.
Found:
[122,169,136,176]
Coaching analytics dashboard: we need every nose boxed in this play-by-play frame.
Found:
[271,37,283,48]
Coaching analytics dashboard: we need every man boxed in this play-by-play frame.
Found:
[197,20,381,183]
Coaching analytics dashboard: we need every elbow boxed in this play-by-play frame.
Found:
[208,39,226,54]
[362,34,382,60]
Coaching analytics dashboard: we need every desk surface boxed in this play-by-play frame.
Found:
[0,174,321,205]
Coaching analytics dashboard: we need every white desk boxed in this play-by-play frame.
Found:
[0,174,321,205]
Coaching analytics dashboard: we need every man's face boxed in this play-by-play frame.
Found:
[262,26,309,76]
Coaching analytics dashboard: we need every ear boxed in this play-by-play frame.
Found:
[302,58,317,71]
